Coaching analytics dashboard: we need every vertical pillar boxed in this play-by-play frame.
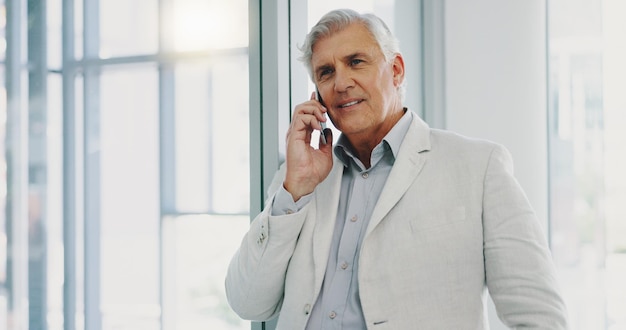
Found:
[83,0,102,329]
[62,0,78,327]
[27,0,49,328]
[5,0,30,328]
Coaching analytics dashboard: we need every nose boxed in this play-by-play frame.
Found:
[333,66,354,93]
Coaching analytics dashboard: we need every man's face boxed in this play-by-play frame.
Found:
[311,23,404,141]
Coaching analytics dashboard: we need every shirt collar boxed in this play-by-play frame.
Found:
[334,108,412,168]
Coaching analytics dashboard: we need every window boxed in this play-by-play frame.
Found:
[1,0,250,329]
[548,0,626,328]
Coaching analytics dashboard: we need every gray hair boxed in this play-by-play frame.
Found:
[298,9,406,100]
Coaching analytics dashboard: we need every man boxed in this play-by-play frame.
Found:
[226,9,568,329]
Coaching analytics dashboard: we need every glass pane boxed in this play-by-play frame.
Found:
[100,0,158,58]
[208,55,249,214]
[167,0,247,52]
[100,66,160,329]
[549,0,626,329]
[75,73,85,330]
[602,0,626,327]
[173,62,210,213]
[47,0,62,69]
[74,0,83,59]
[175,54,249,214]
[46,73,64,330]
[163,214,249,330]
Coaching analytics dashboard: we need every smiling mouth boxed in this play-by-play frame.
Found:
[339,100,363,108]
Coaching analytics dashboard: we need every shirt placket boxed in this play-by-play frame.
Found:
[321,165,374,329]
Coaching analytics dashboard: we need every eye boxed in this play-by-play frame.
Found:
[349,58,364,66]
[318,68,333,80]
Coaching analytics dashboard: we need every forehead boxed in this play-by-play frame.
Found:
[311,23,381,67]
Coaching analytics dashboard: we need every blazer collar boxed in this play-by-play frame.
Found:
[311,111,431,291]
[364,111,431,238]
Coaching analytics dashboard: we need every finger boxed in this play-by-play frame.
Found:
[310,90,327,112]
[286,124,313,146]
[294,104,324,117]
[287,114,320,144]
[319,128,333,150]
[293,105,326,129]
[325,128,333,145]
[313,91,327,111]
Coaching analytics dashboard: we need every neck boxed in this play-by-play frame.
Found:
[347,107,405,169]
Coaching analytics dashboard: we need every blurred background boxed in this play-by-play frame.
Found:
[0,0,623,329]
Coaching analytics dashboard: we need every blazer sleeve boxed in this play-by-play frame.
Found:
[482,144,569,329]
[225,165,308,321]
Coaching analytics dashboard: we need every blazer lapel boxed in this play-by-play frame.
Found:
[365,113,432,238]
[312,158,344,292]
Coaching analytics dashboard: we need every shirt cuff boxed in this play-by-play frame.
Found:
[270,185,313,216]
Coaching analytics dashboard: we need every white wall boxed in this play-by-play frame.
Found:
[444,0,548,228]
[442,1,548,328]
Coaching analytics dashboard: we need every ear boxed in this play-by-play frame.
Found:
[391,53,405,87]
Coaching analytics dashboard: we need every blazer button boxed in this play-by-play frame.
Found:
[303,304,311,315]
[257,232,266,245]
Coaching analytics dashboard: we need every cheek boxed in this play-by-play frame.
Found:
[327,110,342,128]
[328,111,362,132]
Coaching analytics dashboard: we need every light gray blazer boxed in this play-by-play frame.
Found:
[226,112,568,329]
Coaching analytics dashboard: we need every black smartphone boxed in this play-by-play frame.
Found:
[316,87,325,107]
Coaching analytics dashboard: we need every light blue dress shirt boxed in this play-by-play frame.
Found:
[272,109,412,329]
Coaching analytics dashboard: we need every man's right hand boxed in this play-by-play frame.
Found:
[283,92,334,201]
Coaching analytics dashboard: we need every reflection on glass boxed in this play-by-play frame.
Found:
[549,0,626,329]
[169,0,248,52]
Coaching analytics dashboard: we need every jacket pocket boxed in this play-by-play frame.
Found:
[409,206,467,233]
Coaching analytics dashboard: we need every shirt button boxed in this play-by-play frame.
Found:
[350,215,358,222]
[329,311,337,319]
[341,262,348,270]
[362,172,369,179]
[303,304,311,315]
